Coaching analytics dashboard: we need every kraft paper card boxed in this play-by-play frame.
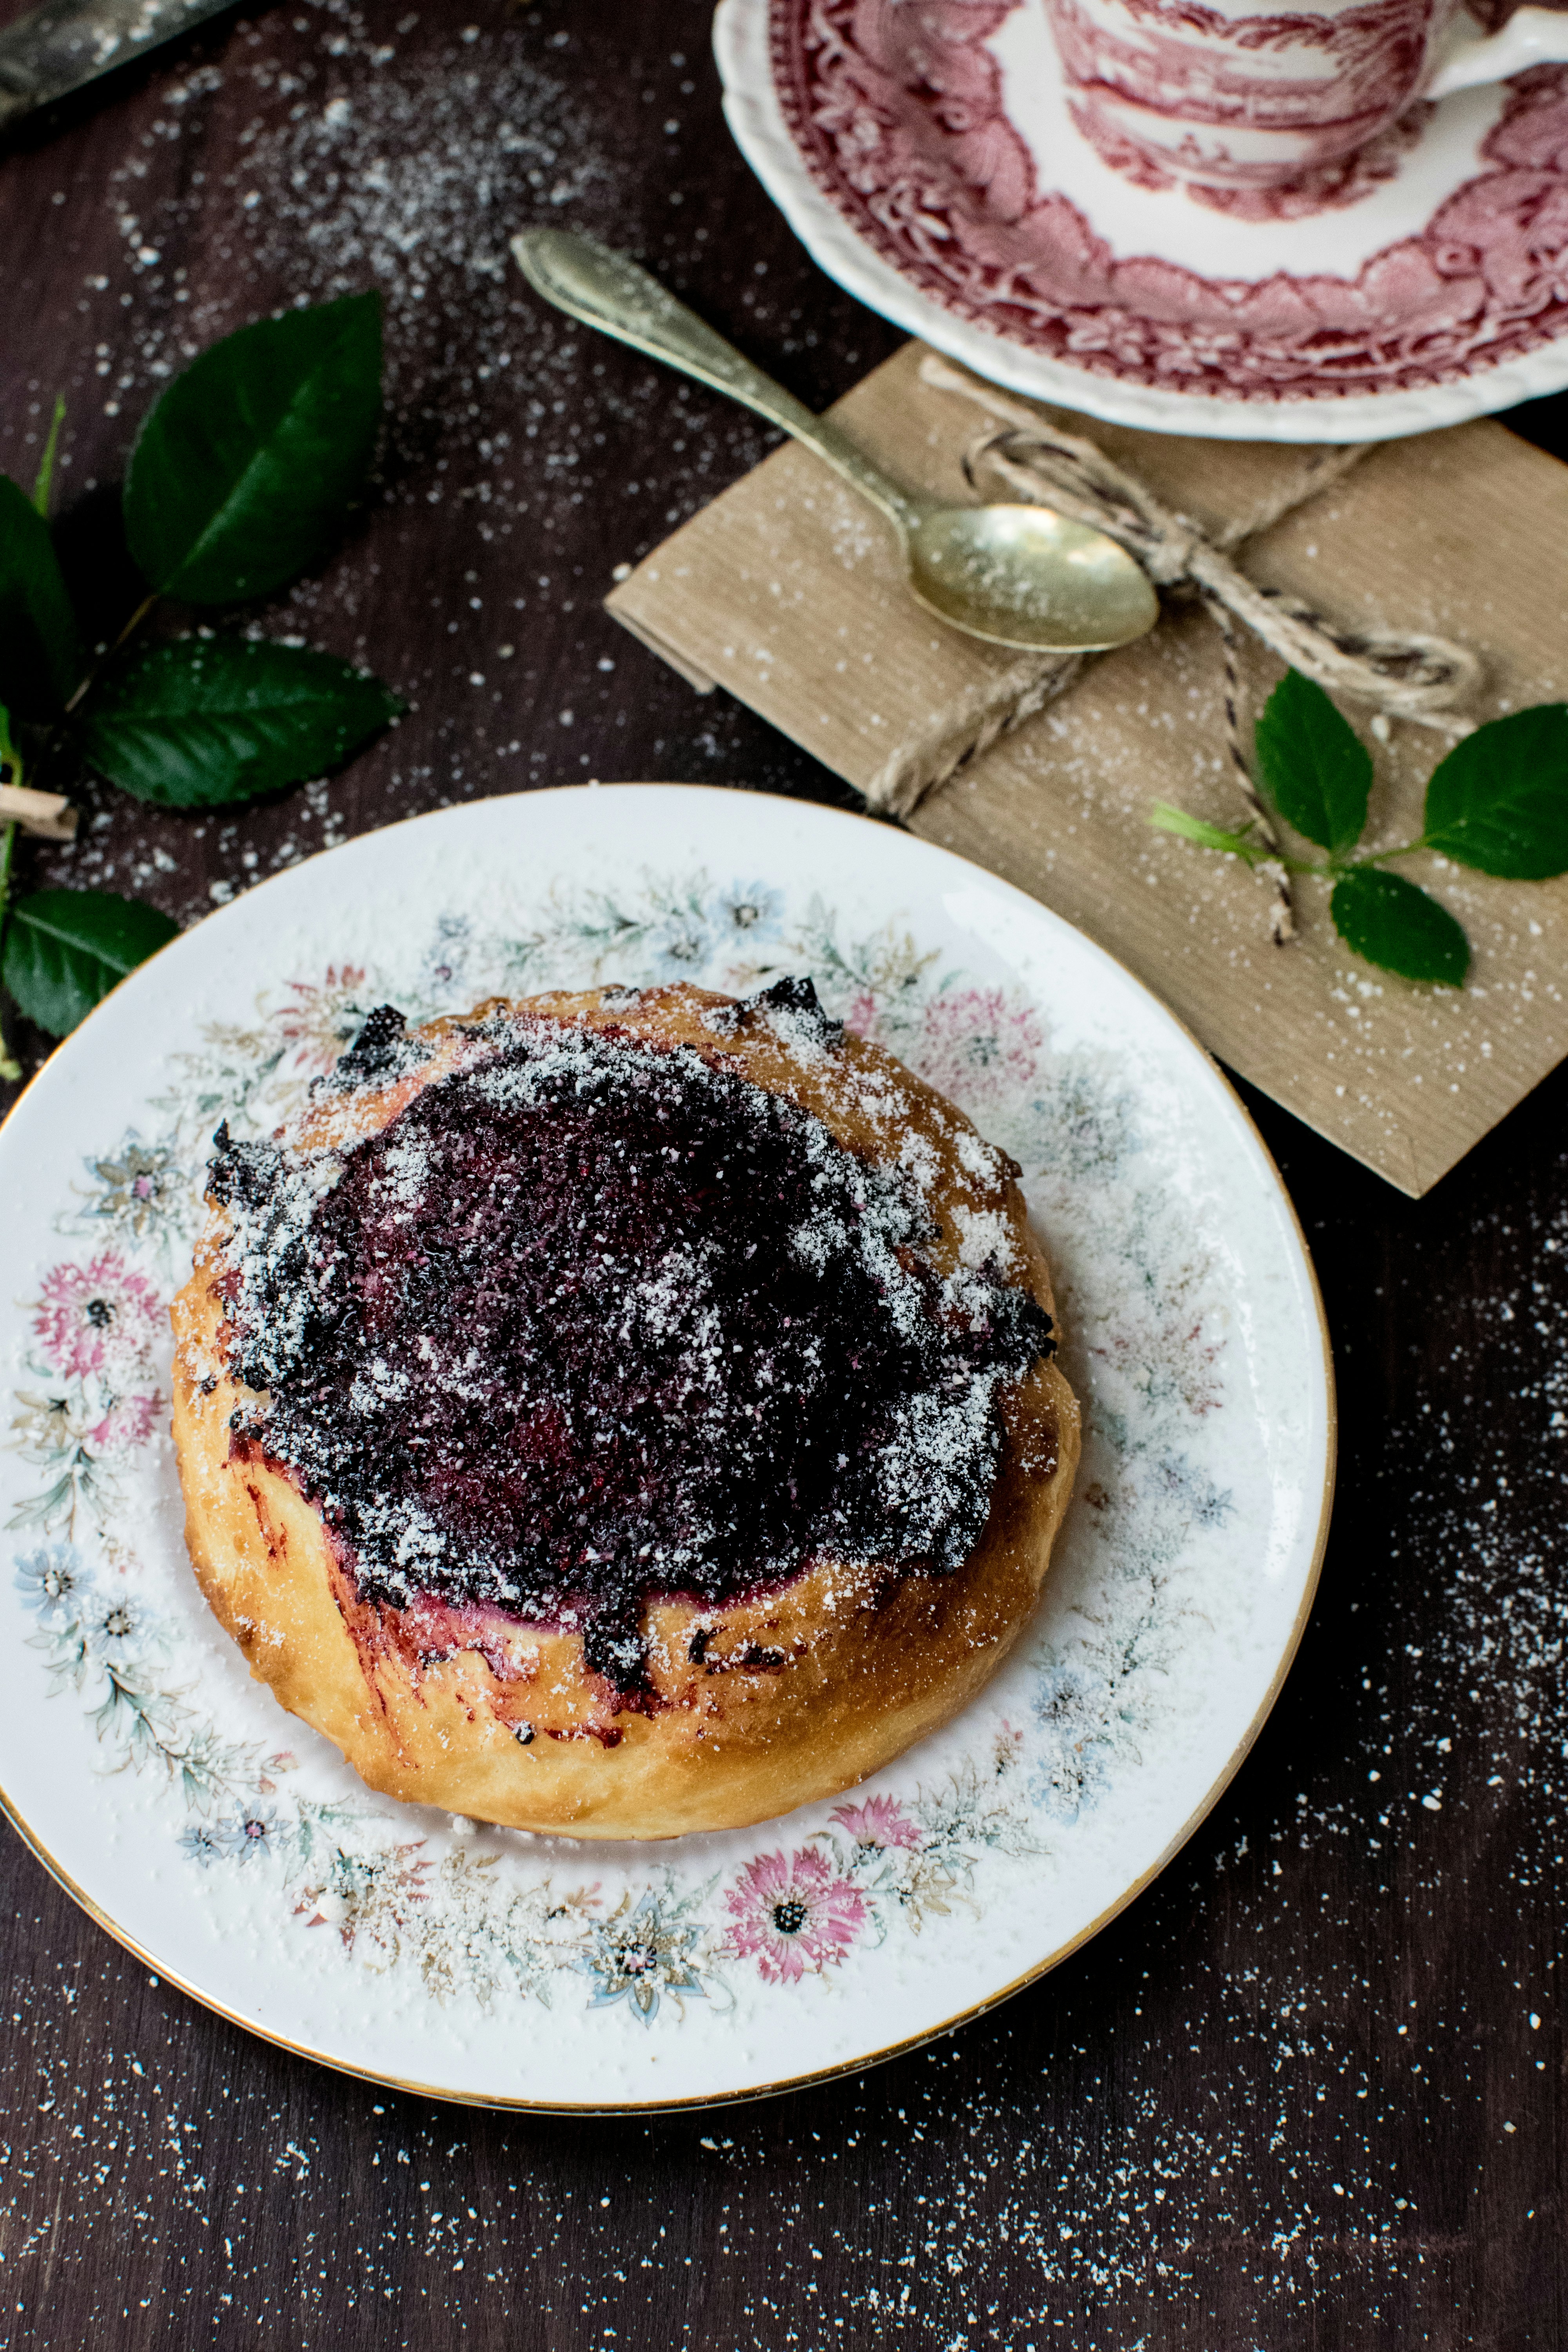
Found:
[607,341,1568,1196]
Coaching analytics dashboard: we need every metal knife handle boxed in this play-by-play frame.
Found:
[510,227,923,534]
[0,0,238,131]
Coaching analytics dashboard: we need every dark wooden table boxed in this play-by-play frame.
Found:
[1,4,1563,2344]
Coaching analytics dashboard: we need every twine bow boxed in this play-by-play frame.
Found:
[869,356,1485,940]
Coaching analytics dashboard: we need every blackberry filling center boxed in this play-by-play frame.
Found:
[214,1006,1052,1692]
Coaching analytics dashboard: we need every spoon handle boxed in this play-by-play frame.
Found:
[511,229,922,534]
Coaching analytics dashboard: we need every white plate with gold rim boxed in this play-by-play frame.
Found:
[0,787,1332,2109]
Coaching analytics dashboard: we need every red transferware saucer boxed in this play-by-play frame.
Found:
[714,0,1568,439]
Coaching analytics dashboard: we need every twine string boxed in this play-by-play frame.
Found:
[864,356,1485,842]
[1209,595,1295,944]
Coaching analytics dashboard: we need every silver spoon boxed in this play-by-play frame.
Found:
[510,230,1158,657]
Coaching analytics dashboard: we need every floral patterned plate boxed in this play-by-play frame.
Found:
[0,787,1333,2110]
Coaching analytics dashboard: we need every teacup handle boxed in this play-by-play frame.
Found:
[1426,3,1568,98]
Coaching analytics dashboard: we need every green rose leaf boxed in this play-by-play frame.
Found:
[1329,867,1469,987]
[79,637,403,807]
[1254,669,1372,857]
[2,887,180,1036]
[0,474,84,717]
[1421,705,1568,879]
[123,292,382,605]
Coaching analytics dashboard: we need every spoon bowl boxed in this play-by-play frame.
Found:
[512,229,1160,659]
[907,501,1157,652]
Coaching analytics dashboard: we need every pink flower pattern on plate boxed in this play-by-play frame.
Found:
[830,1793,920,1850]
[89,1394,162,1453]
[33,1253,162,1379]
[841,988,879,1040]
[273,965,370,1074]
[916,987,1043,1107]
[722,1847,869,1984]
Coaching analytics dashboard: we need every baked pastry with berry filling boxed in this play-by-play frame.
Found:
[171,978,1079,1839]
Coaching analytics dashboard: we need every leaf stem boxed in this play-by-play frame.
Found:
[64,592,159,717]
[30,589,165,804]
[1276,854,1333,879]
[31,395,66,519]
[1151,806,1333,880]
[0,819,22,1085]
[1354,837,1430,866]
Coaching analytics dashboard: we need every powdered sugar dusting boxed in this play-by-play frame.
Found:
[209,984,1054,1686]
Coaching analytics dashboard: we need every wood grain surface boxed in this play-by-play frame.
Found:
[0,3,1562,2344]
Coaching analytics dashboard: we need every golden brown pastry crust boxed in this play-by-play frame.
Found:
[171,984,1080,1839]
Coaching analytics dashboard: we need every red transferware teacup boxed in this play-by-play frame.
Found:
[1045,0,1568,190]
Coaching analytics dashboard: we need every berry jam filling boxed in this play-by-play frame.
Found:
[211,988,1053,1693]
